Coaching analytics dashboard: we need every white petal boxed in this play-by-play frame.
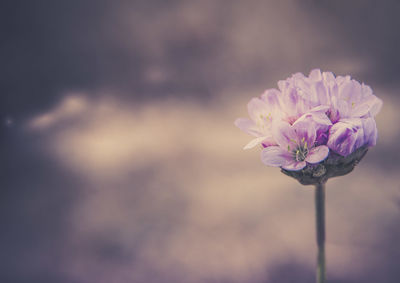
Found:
[362,117,378,147]
[234,118,262,137]
[243,136,268,150]
[309,69,322,80]
[365,95,383,117]
[351,102,370,117]
[247,98,269,122]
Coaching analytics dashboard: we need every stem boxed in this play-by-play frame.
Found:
[315,183,326,283]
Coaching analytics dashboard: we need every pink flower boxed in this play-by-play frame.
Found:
[327,117,377,156]
[235,86,331,150]
[234,89,280,149]
[261,121,329,171]
[235,69,382,171]
[293,69,382,156]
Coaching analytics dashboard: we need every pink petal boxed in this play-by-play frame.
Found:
[292,121,316,146]
[340,118,365,149]
[322,71,335,82]
[305,146,329,164]
[314,81,329,105]
[234,118,262,137]
[309,69,322,81]
[272,121,297,148]
[332,96,350,119]
[339,80,362,102]
[280,87,302,116]
[282,161,306,171]
[243,136,268,150]
[277,80,288,92]
[247,97,269,122]
[362,117,377,147]
[261,146,291,167]
[309,105,330,113]
[351,102,370,117]
[295,106,332,127]
[364,95,383,117]
[261,139,278,148]
[260,88,280,107]
[327,121,359,156]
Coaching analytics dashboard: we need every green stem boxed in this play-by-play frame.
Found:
[315,183,326,283]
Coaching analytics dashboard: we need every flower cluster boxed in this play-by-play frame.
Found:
[235,69,382,172]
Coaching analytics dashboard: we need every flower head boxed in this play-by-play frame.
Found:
[235,69,382,182]
[235,83,332,150]
[261,121,329,171]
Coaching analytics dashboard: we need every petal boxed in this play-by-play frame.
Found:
[328,81,339,99]
[361,83,373,96]
[332,96,350,119]
[368,96,383,117]
[280,87,303,117]
[261,88,280,107]
[292,72,306,80]
[295,106,332,127]
[292,120,317,146]
[314,81,329,105]
[322,71,335,82]
[296,112,332,127]
[336,75,350,85]
[315,129,329,146]
[305,146,329,164]
[282,161,306,171]
[339,80,362,102]
[327,121,361,156]
[363,95,383,117]
[362,117,378,147]
[234,118,262,137]
[340,118,365,150]
[272,121,297,149]
[247,97,269,122]
[309,105,330,112]
[351,102,370,117]
[277,80,288,92]
[309,69,322,81]
[360,84,382,117]
[353,124,365,149]
[351,90,380,118]
[311,112,333,126]
[261,146,291,167]
[261,138,278,148]
[243,136,269,150]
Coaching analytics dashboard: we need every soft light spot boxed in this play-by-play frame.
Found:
[28,95,88,130]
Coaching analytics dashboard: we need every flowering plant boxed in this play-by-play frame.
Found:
[235,69,382,282]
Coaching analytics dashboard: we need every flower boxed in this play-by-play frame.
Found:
[234,86,331,150]
[235,69,382,174]
[261,121,329,171]
[296,69,382,156]
[235,71,382,283]
[234,89,280,149]
[327,117,377,156]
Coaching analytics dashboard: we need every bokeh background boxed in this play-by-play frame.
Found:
[1,1,400,282]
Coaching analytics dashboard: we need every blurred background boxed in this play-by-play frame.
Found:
[1,1,400,282]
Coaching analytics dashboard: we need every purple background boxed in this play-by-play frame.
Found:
[1,1,400,282]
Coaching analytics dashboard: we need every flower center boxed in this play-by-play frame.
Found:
[293,144,308,162]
